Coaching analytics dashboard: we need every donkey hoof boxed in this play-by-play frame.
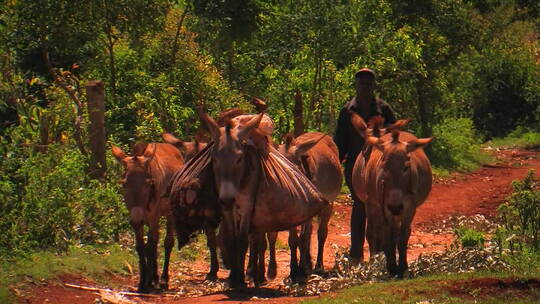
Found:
[290,273,308,284]
[159,282,169,290]
[313,267,326,275]
[254,278,268,288]
[137,285,150,294]
[205,273,218,282]
[266,266,277,281]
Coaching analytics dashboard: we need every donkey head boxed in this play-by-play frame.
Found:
[162,133,207,162]
[278,133,325,169]
[199,110,264,205]
[350,111,411,140]
[111,143,157,220]
[366,130,432,226]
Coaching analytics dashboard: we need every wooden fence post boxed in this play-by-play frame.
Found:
[86,80,107,179]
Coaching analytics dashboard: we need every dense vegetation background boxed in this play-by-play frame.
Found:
[0,0,538,255]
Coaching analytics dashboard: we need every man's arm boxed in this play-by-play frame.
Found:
[334,108,349,163]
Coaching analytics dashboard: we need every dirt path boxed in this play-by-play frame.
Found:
[17,148,540,304]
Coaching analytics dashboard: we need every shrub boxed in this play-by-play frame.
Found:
[0,142,128,256]
[488,126,540,149]
[431,117,489,171]
[454,226,485,248]
[497,170,540,252]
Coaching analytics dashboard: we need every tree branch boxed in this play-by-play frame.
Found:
[42,49,88,156]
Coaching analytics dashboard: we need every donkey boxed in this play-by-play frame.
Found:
[278,132,342,279]
[160,132,227,281]
[111,142,183,292]
[350,113,433,277]
[162,133,207,162]
[198,111,328,288]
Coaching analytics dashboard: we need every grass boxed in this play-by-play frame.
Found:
[0,244,136,303]
[301,271,540,304]
[485,130,540,150]
[0,228,210,303]
[178,233,208,262]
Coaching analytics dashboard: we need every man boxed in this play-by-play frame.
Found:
[333,68,396,262]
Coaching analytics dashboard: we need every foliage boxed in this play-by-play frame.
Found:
[0,141,127,255]
[470,5,540,138]
[431,118,490,171]
[1,0,539,261]
[486,126,540,149]
[454,226,486,248]
[497,170,540,252]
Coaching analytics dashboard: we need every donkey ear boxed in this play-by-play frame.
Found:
[111,145,126,162]
[143,143,157,163]
[350,111,367,138]
[198,108,221,141]
[386,118,411,133]
[406,137,434,153]
[293,134,326,158]
[367,136,384,151]
[162,133,186,151]
[237,112,264,140]
[283,133,294,151]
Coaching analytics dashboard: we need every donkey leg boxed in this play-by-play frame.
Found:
[350,199,366,262]
[204,224,219,281]
[247,233,266,287]
[266,232,278,280]
[246,235,257,283]
[288,226,299,280]
[299,220,313,276]
[222,207,247,289]
[147,223,160,290]
[256,233,268,286]
[384,228,399,276]
[397,225,411,278]
[160,216,175,290]
[315,205,332,274]
[220,209,239,286]
[133,223,148,293]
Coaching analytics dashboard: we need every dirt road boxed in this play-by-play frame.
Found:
[18,148,540,304]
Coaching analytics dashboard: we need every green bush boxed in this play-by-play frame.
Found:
[454,226,485,248]
[0,142,128,256]
[497,170,540,252]
[488,126,540,149]
[431,117,489,171]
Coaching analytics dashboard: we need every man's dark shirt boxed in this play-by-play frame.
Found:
[334,96,396,164]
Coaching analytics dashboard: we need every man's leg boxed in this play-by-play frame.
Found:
[345,160,366,262]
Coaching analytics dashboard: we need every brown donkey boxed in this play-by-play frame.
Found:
[278,132,342,280]
[111,143,183,292]
[162,133,207,162]
[196,111,328,288]
[350,113,433,277]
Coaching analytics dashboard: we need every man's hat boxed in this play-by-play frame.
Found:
[355,68,376,79]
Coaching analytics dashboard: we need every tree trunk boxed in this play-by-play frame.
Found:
[106,33,117,104]
[42,49,87,156]
[328,68,336,132]
[86,80,107,180]
[293,90,304,137]
[171,7,190,66]
[38,112,49,153]
[417,79,433,155]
